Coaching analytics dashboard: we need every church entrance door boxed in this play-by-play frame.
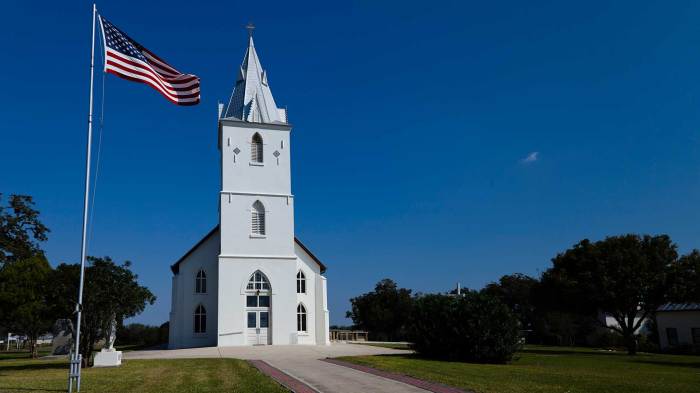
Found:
[247,310,270,345]
[245,271,272,345]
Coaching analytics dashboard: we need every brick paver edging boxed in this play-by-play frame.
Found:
[248,360,320,393]
[322,358,471,393]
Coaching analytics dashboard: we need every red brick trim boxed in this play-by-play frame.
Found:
[248,360,319,393]
[322,358,470,393]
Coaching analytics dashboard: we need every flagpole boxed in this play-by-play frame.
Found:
[69,3,97,392]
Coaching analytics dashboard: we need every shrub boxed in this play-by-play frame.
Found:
[587,330,625,349]
[116,322,168,348]
[408,292,521,363]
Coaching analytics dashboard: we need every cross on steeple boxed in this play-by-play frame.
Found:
[246,22,255,38]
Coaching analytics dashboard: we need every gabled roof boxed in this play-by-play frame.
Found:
[222,31,287,124]
[294,236,327,274]
[170,226,219,274]
[170,225,327,274]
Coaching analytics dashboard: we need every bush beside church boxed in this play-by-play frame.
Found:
[408,292,521,364]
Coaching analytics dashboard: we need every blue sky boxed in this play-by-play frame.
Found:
[2,1,700,326]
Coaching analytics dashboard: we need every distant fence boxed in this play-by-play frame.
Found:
[330,330,369,342]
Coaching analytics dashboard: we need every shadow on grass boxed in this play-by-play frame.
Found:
[519,348,627,357]
[116,343,167,352]
[0,362,67,372]
[632,359,700,369]
[366,353,516,366]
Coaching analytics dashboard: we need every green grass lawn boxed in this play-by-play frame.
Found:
[338,345,700,393]
[0,352,287,393]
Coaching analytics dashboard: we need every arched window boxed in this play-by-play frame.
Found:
[195,269,207,294]
[194,305,206,333]
[251,201,265,235]
[246,270,271,308]
[246,270,271,291]
[296,271,306,294]
[297,304,307,332]
[251,133,263,163]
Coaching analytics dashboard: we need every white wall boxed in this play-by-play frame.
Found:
[295,242,321,345]
[168,231,220,349]
[217,257,298,346]
[316,275,330,345]
[657,311,700,349]
[216,120,304,346]
[214,240,330,347]
[601,313,650,334]
[219,121,295,259]
[220,121,291,195]
[219,193,294,257]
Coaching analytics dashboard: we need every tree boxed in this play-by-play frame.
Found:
[46,263,80,319]
[346,279,413,341]
[0,254,54,357]
[50,257,155,366]
[545,234,691,355]
[668,250,700,302]
[0,194,49,267]
[408,292,521,363]
[482,273,538,331]
[116,322,168,348]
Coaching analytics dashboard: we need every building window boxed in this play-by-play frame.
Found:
[251,133,263,163]
[246,295,270,307]
[252,201,266,235]
[297,303,307,332]
[247,312,256,328]
[194,305,206,334]
[246,270,271,291]
[667,327,679,346]
[692,328,700,345]
[195,269,206,294]
[296,271,306,294]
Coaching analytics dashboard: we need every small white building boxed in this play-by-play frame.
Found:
[656,303,700,350]
[168,28,330,348]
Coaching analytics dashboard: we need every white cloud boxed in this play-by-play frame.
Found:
[520,151,539,164]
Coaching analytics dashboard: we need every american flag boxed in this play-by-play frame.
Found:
[99,16,200,106]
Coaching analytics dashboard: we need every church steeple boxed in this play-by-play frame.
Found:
[222,24,287,124]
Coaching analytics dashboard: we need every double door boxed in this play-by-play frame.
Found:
[247,310,269,345]
[246,293,270,345]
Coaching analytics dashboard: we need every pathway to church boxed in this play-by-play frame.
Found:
[124,343,446,393]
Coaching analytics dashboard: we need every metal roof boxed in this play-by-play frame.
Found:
[657,303,700,312]
[222,31,286,124]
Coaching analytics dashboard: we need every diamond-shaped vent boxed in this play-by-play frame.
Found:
[273,151,280,157]
[233,147,241,155]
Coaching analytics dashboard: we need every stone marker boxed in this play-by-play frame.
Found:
[51,319,74,356]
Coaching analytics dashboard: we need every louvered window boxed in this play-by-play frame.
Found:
[252,201,266,235]
[251,133,263,163]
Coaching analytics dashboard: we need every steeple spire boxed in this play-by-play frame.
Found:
[222,24,287,124]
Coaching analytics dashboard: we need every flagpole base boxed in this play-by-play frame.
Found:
[68,352,82,392]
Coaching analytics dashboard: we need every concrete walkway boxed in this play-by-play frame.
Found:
[125,343,430,393]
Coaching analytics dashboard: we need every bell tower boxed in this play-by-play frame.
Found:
[218,25,294,259]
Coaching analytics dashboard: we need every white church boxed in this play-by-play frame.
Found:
[168,28,330,348]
